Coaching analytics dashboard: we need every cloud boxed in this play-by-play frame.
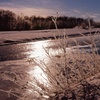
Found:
[0,0,99,21]
[81,13,100,21]
[73,9,80,13]
[0,0,81,17]
[0,0,64,17]
[90,13,100,20]
[0,6,57,17]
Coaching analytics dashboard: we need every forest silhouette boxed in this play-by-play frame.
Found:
[0,9,100,31]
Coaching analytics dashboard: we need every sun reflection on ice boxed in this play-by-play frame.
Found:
[27,40,73,86]
[25,40,74,99]
[27,40,54,90]
[28,41,49,60]
[27,66,50,99]
[28,66,49,85]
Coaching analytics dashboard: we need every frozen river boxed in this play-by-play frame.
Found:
[0,36,100,100]
[0,39,73,100]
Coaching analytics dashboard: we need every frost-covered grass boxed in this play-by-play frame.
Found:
[26,31,100,100]
[0,28,100,100]
[0,18,100,100]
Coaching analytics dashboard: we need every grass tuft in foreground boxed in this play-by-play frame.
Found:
[0,17,100,100]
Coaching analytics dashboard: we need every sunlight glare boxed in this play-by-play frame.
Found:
[28,66,49,86]
[28,41,49,60]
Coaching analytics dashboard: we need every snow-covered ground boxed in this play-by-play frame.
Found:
[0,28,100,46]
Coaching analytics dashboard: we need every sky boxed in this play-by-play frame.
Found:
[0,0,100,21]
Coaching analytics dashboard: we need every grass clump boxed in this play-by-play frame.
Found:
[0,17,100,100]
[23,17,100,100]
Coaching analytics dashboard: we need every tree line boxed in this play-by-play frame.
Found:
[0,9,99,31]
